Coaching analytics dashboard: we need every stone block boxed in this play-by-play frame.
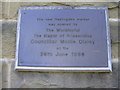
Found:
[112,43,118,59]
[2,2,20,19]
[2,59,23,88]
[0,20,2,58]
[64,2,119,18]
[109,7,119,19]
[110,20,119,43]
[1,2,119,19]
[2,20,17,58]
[0,60,2,89]
[0,2,2,19]
[1,59,119,88]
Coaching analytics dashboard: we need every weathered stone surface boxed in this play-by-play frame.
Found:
[109,7,119,19]
[2,2,20,19]
[112,44,118,59]
[0,20,2,58]
[0,9,1,20]
[0,19,2,89]
[1,2,119,19]
[2,59,23,88]
[1,20,119,58]
[110,20,119,43]
[118,60,120,88]
[110,20,119,59]
[0,2,2,88]
[2,59,9,88]
[0,62,1,90]
[2,20,17,58]
[0,0,119,2]
[62,2,119,8]
[64,2,119,19]
[1,59,119,88]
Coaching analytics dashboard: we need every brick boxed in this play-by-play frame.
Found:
[1,59,119,88]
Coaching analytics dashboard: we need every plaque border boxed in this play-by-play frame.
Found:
[15,6,112,72]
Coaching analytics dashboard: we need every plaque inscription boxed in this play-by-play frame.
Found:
[15,6,112,72]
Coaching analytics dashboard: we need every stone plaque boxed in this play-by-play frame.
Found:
[15,6,112,72]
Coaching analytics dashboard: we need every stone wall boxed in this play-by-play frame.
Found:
[0,1,120,89]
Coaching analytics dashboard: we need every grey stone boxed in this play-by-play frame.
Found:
[1,59,119,88]
[0,11,2,89]
[2,20,17,58]
[2,59,23,88]
[0,23,1,56]
[0,59,1,88]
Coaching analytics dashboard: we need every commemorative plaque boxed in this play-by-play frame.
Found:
[15,6,112,72]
